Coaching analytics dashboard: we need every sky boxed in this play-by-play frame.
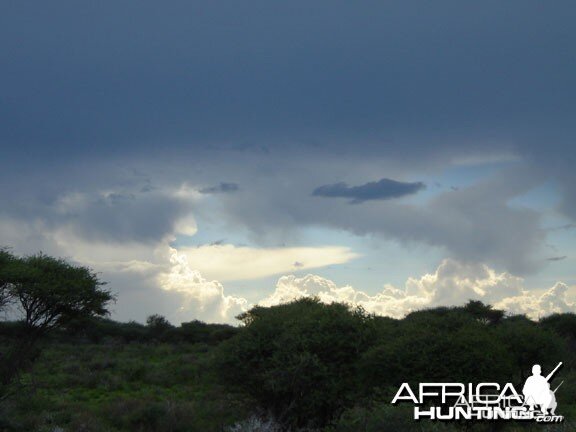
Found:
[1,1,575,324]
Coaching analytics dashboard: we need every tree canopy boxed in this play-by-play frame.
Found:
[0,251,113,336]
[0,249,114,387]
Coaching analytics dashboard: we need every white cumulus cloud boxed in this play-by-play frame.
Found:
[158,248,248,323]
[258,259,575,320]
[495,282,575,319]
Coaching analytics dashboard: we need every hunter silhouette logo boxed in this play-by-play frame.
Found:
[522,363,563,415]
[391,362,564,423]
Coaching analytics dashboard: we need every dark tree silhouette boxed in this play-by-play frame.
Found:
[0,251,114,387]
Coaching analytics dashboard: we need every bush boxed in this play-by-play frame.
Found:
[359,308,515,390]
[215,298,375,429]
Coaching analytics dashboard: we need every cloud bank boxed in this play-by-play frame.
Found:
[259,260,575,320]
[0,203,572,324]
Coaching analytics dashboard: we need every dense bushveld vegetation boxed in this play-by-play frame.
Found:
[1,250,576,431]
[1,300,575,431]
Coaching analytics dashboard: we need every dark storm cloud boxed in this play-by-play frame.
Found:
[0,179,194,244]
[1,1,575,275]
[199,182,239,194]
[1,1,574,162]
[67,192,192,243]
[312,178,425,203]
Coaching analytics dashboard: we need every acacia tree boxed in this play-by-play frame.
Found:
[10,254,112,335]
[0,251,114,386]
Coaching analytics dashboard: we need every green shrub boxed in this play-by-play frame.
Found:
[215,298,375,429]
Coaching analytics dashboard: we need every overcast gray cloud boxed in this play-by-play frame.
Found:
[0,184,195,245]
[1,1,574,161]
[312,178,425,203]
